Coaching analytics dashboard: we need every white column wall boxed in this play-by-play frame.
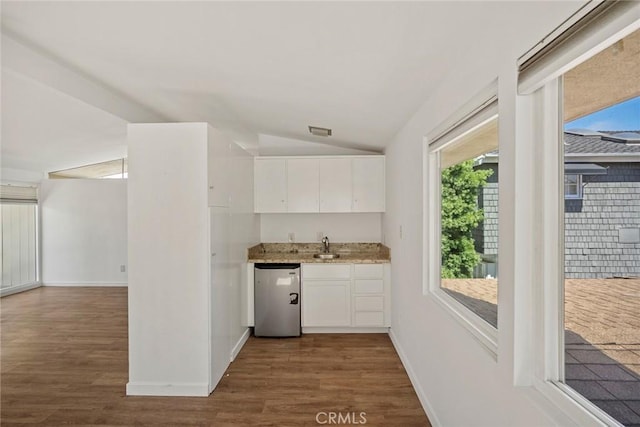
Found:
[126,122,259,397]
[127,123,210,396]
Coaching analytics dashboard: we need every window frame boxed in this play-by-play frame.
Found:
[423,83,499,357]
[523,77,624,427]
[0,200,41,297]
[516,7,640,425]
[564,173,583,199]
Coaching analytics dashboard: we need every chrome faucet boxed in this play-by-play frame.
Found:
[322,236,330,253]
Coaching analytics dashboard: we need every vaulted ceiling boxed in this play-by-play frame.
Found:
[1,1,582,176]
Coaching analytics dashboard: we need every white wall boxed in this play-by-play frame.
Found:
[0,167,45,184]
[258,134,379,156]
[40,179,127,285]
[260,213,382,243]
[383,3,583,427]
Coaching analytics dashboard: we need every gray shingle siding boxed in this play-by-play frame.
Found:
[474,161,640,279]
[474,163,498,256]
[564,162,640,278]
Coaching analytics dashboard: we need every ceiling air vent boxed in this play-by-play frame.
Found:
[308,126,332,137]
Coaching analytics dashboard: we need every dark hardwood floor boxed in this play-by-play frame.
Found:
[1,287,430,426]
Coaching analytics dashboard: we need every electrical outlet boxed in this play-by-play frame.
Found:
[288,232,295,243]
[317,232,324,241]
[120,265,126,273]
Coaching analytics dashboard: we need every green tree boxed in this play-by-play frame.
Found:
[440,160,492,278]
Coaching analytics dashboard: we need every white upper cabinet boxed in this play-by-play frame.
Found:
[254,156,385,213]
[287,158,319,212]
[254,158,287,213]
[319,158,352,212]
[208,128,231,207]
[352,157,385,212]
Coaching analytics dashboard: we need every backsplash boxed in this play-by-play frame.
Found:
[260,213,383,243]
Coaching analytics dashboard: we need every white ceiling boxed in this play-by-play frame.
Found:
[2,68,128,173]
[1,1,582,176]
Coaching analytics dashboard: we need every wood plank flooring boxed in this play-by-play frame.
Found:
[1,287,430,426]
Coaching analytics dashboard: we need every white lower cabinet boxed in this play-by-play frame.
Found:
[353,264,389,327]
[354,296,383,311]
[302,264,352,327]
[301,263,390,330]
[354,311,385,327]
[302,280,351,327]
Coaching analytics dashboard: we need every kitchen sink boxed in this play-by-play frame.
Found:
[313,253,340,259]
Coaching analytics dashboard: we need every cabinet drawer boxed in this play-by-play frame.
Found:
[354,311,384,327]
[354,279,383,294]
[355,296,384,312]
[354,264,384,279]
[303,264,351,280]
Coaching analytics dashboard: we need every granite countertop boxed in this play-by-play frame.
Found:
[247,243,391,264]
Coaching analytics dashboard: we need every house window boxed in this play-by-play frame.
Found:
[49,158,127,179]
[1,185,39,296]
[560,30,640,425]
[425,83,499,353]
[564,174,582,199]
[517,3,640,425]
[439,138,499,329]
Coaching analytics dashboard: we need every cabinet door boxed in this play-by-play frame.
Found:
[208,129,231,207]
[254,159,287,213]
[287,159,319,212]
[302,280,351,327]
[319,158,352,212]
[352,157,385,212]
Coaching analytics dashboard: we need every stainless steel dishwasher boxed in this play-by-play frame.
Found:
[254,263,301,337]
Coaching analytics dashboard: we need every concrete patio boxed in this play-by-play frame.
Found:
[442,277,640,426]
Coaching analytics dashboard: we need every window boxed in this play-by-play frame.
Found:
[49,158,127,179]
[561,32,640,426]
[439,133,499,329]
[564,174,582,199]
[1,185,39,296]
[518,2,640,425]
[425,84,499,352]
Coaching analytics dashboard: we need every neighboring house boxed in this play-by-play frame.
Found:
[474,130,640,279]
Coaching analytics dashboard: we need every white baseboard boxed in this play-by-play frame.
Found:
[1,282,42,297]
[231,328,250,362]
[303,326,390,334]
[43,282,128,287]
[126,381,210,397]
[388,329,441,427]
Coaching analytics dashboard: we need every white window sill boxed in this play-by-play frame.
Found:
[531,378,625,427]
[429,286,498,359]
